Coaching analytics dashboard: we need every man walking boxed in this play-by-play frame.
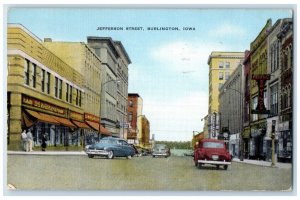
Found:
[27,129,34,152]
[21,130,28,152]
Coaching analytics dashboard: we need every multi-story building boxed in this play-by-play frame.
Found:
[87,37,130,138]
[43,41,112,145]
[207,52,244,139]
[219,63,244,157]
[242,50,251,159]
[7,24,85,150]
[277,18,293,162]
[248,19,272,160]
[127,93,143,144]
[114,41,131,139]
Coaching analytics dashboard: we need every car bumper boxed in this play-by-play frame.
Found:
[198,160,231,165]
[152,152,169,156]
[86,149,109,156]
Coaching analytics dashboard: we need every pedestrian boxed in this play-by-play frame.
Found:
[41,132,47,151]
[27,129,34,152]
[21,129,28,152]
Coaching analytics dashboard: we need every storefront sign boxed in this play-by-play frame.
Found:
[252,74,270,114]
[70,111,84,121]
[84,113,100,123]
[22,95,65,115]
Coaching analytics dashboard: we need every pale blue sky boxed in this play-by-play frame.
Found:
[7,7,292,141]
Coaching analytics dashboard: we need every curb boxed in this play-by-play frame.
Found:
[7,151,86,156]
[232,158,292,169]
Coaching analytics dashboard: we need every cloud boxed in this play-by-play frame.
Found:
[142,91,208,141]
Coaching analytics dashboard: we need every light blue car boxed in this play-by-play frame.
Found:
[85,137,135,159]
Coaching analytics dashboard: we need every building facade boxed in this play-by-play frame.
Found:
[219,63,244,157]
[141,115,150,148]
[114,41,131,139]
[127,93,143,144]
[207,52,244,139]
[277,18,293,162]
[42,41,112,145]
[87,37,120,137]
[7,24,85,150]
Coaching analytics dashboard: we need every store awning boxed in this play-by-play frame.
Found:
[72,120,90,129]
[52,116,77,128]
[86,120,100,131]
[26,109,60,125]
[22,111,35,128]
[100,125,112,136]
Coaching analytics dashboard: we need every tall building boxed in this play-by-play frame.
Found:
[127,93,143,144]
[277,18,293,162]
[219,63,244,157]
[43,41,112,145]
[87,37,131,138]
[7,24,85,150]
[207,52,244,139]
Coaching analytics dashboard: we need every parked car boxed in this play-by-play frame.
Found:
[85,137,135,159]
[152,144,171,158]
[193,139,231,170]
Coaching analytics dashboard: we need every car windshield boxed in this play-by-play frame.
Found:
[203,142,224,148]
[154,144,166,149]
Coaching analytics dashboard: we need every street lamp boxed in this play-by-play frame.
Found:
[224,87,244,161]
[99,79,120,139]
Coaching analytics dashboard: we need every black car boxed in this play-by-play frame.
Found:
[85,137,135,159]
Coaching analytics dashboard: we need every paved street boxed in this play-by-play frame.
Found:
[7,154,292,191]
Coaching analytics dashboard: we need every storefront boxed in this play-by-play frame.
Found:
[21,94,83,148]
[278,121,292,162]
[84,113,112,145]
[249,121,267,160]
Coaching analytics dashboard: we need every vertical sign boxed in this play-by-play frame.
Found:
[251,74,270,114]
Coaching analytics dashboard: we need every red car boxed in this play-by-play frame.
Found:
[194,138,231,170]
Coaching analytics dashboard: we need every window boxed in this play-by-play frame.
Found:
[32,63,36,88]
[129,100,133,107]
[128,112,133,122]
[252,96,258,121]
[66,83,69,102]
[79,91,82,107]
[76,89,79,106]
[69,86,73,103]
[219,62,224,68]
[41,69,45,92]
[24,59,30,85]
[219,72,223,80]
[270,84,278,115]
[225,72,230,80]
[46,72,50,94]
[55,77,58,97]
[59,79,62,99]
[225,62,230,69]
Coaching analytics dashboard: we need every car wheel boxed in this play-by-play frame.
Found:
[107,150,114,159]
[216,165,220,169]
[224,165,228,170]
[152,155,155,158]
[88,154,94,158]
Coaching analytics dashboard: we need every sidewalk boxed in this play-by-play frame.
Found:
[7,150,86,156]
[232,157,292,169]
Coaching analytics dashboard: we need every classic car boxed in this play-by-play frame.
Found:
[85,137,135,159]
[193,138,231,170]
[152,144,171,158]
